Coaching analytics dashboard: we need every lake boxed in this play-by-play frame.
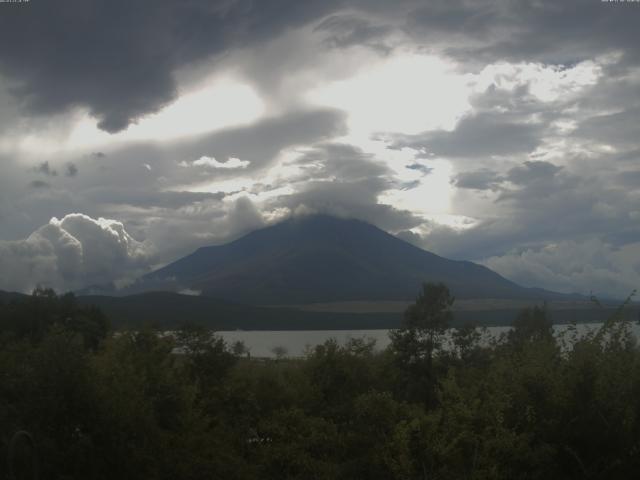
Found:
[218,322,640,358]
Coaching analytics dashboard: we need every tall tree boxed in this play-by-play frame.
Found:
[389,282,454,404]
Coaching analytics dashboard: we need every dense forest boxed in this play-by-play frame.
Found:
[1,285,639,479]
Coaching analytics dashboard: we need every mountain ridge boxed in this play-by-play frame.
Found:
[136,214,575,304]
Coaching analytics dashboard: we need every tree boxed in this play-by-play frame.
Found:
[174,322,237,393]
[271,345,289,360]
[231,340,250,358]
[389,282,454,404]
[451,322,483,362]
[508,304,553,347]
[0,288,109,349]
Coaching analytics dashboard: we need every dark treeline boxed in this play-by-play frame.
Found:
[1,285,640,479]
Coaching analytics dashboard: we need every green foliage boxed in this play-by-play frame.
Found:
[0,288,108,349]
[508,304,553,346]
[2,287,640,479]
[389,282,454,404]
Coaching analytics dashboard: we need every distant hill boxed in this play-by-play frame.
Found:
[76,292,401,330]
[133,214,575,305]
[2,289,630,331]
[78,292,636,331]
[1,286,632,331]
[0,290,27,303]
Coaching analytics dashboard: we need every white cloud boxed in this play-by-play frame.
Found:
[472,60,602,103]
[482,239,640,299]
[179,289,202,296]
[180,156,251,169]
[0,213,153,293]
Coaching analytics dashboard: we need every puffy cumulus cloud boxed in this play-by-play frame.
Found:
[226,196,265,235]
[482,240,640,299]
[381,61,595,176]
[0,214,153,293]
[137,195,268,264]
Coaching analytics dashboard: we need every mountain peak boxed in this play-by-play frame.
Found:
[139,214,563,305]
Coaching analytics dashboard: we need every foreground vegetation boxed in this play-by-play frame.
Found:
[1,286,639,479]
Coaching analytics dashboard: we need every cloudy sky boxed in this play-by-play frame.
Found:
[0,0,638,297]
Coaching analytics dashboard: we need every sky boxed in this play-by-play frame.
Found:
[0,0,638,298]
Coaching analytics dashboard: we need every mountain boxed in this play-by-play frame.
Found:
[137,214,570,305]
[0,290,27,303]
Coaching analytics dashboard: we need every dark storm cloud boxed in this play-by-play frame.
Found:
[452,169,502,191]
[611,149,640,165]
[407,0,640,70]
[0,0,638,135]
[65,163,79,178]
[406,163,433,176]
[0,0,345,132]
[574,107,640,149]
[389,111,545,159]
[452,161,577,195]
[29,180,51,189]
[314,14,394,53]
[429,163,639,262]
[505,161,563,186]
[34,161,57,177]
[616,170,640,190]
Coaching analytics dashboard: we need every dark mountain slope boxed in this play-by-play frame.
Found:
[141,215,567,304]
[0,290,28,303]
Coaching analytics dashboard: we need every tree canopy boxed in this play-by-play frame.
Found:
[1,287,640,479]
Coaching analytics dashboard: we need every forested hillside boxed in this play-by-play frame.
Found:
[1,286,639,479]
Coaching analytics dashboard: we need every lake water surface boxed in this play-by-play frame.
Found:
[218,322,640,358]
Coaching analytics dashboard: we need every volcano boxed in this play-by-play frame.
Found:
[137,215,565,305]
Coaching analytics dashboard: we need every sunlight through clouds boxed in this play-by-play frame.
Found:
[306,54,471,136]
[66,78,265,149]
[0,0,638,296]
[380,159,454,218]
